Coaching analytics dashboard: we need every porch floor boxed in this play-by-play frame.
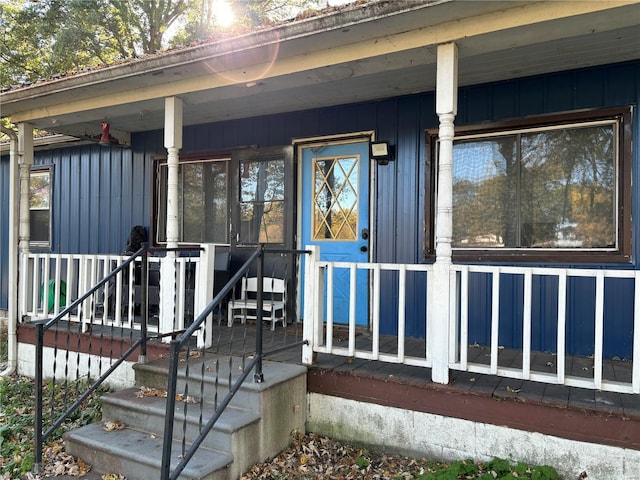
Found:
[258,325,640,416]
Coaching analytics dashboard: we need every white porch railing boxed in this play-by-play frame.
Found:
[302,246,640,395]
[19,250,212,342]
[449,265,640,394]
[21,246,640,394]
[302,245,433,368]
[20,252,146,329]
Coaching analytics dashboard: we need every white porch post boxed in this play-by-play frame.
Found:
[164,96,183,249]
[195,244,216,349]
[302,245,323,365]
[18,123,33,253]
[160,97,183,338]
[429,43,458,384]
[17,123,34,323]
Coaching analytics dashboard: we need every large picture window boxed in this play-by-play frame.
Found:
[30,166,52,248]
[428,107,632,262]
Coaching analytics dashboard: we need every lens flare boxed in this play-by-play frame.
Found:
[214,0,235,28]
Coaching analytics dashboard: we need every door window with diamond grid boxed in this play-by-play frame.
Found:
[312,155,359,241]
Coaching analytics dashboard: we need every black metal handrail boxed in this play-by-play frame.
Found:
[34,244,149,474]
[160,247,260,480]
[160,246,309,480]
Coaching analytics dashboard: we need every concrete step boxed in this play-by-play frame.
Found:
[64,423,233,480]
[65,357,307,480]
[133,356,304,414]
[100,387,261,452]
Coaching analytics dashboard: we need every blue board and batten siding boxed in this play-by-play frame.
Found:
[33,145,151,254]
[1,60,639,358]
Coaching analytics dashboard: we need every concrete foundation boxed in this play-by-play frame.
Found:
[307,392,640,480]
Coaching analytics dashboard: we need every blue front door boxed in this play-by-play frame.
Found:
[300,140,370,326]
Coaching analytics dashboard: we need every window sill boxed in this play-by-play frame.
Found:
[452,250,632,265]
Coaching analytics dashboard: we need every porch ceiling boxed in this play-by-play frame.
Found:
[1,0,639,145]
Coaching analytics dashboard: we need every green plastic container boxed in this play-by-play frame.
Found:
[40,279,67,311]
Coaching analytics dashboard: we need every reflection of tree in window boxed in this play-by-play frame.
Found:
[30,173,50,208]
[453,139,513,247]
[180,161,227,243]
[521,126,614,247]
[452,123,615,249]
[29,170,51,244]
[240,160,285,244]
[316,160,333,238]
[157,159,228,244]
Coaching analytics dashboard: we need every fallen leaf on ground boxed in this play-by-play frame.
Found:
[102,474,127,479]
[175,393,198,403]
[23,439,93,478]
[103,420,124,431]
[135,386,167,398]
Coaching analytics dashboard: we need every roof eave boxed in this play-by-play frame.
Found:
[0,0,449,110]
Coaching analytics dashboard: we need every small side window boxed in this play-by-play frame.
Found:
[30,166,52,248]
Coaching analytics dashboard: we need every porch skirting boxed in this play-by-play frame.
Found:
[17,342,137,390]
[307,392,640,480]
[14,323,171,390]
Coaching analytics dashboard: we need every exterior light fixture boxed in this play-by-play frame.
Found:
[370,141,393,165]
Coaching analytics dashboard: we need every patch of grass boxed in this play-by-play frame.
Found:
[0,325,7,363]
[417,458,559,479]
[354,453,370,469]
[0,375,109,478]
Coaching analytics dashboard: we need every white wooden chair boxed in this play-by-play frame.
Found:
[227,277,286,330]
